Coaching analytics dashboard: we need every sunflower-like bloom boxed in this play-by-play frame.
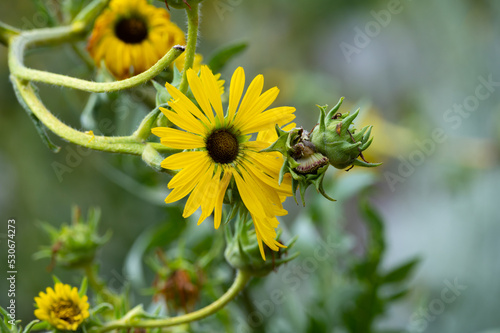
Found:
[152,66,296,259]
[87,0,185,79]
[34,283,90,331]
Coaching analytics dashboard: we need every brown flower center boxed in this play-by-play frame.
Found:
[206,129,239,164]
[115,17,148,44]
[52,300,81,324]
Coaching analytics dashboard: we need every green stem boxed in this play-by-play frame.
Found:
[84,265,122,306]
[11,76,178,156]
[178,2,200,94]
[9,23,185,92]
[0,21,20,46]
[94,270,252,332]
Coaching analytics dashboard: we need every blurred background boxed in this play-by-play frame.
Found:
[1,0,499,332]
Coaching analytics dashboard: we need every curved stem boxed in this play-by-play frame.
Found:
[178,2,200,94]
[95,270,252,332]
[11,75,179,156]
[9,23,185,92]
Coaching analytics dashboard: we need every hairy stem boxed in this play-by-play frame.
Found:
[94,270,252,332]
[9,22,185,92]
[11,76,178,155]
[178,2,200,94]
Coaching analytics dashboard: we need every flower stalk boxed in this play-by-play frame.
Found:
[178,2,200,94]
[92,270,251,332]
[11,76,178,158]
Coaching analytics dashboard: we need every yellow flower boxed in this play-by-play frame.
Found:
[34,283,90,331]
[152,66,296,259]
[87,0,185,79]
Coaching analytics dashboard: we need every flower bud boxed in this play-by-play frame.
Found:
[262,126,333,205]
[35,206,111,269]
[224,218,298,277]
[310,97,381,170]
[262,98,380,205]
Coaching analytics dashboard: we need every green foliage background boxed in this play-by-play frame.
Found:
[1,0,500,332]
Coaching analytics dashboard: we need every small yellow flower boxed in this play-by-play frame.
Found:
[34,283,90,331]
[87,0,185,79]
[152,65,295,259]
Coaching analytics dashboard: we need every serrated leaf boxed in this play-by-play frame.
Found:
[208,42,248,73]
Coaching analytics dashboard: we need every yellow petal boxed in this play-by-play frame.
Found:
[168,155,211,188]
[187,69,215,124]
[164,82,212,126]
[183,164,216,218]
[197,167,222,225]
[233,87,279,130]
[160,151,208,170]
[160,106,207,136]
[165,160,211,203]
[233,74,264,125]
[200,66,225,124]
[239,106,296,134]
[214,168,232,229]
[227,67,245,122]
[154,128,204,149]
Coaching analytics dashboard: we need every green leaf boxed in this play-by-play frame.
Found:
[152,80,171,107]
[171,64,183,87]
[79,277,88,297]
[208,42,248,73]
[382,257,420,285]
[359,196,386,259]
[10,80,61,153]
[384,288,410,302]
[0,306,12,332]
[21,320,40,333]
[32,0,58,27]
[52,275,62,285]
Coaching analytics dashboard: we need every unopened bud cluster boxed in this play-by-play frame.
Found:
[263,97,380,205]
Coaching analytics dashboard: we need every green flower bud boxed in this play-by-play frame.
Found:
[224,218,298,277]
[34,206,111,269]
[262,98,380,205]
[148,251,202,313]
[310,97,381,170]
[262,126,333,205]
